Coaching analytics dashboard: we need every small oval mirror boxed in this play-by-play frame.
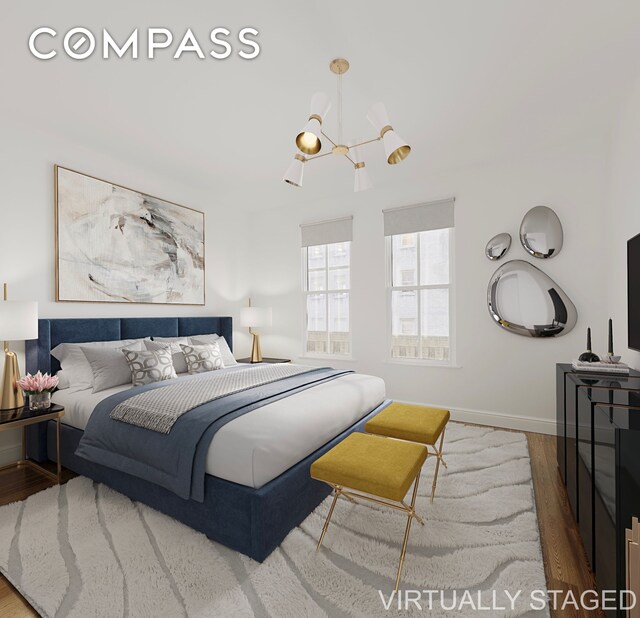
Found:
[519,206,563,258]
[485,233,512,261]
[487,259,577,337]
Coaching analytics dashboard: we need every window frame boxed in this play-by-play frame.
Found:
[385,228,456,366]
[301,241,353,360]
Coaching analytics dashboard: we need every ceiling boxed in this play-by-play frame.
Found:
[4,0,640,212]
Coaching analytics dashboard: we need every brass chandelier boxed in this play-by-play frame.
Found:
[283,58,411,192]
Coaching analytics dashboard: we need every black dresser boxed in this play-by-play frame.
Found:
[556,364,640,616]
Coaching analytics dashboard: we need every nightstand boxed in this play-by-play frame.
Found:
[236,357,291,364]
[0,404,64,483]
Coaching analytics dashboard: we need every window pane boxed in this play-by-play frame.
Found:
[306,294,328,354]
[308,270,325,291]
[328,242,350,268]
[328,267,349,290]
[420,288,449,361]
[391,290,418,358]
[420,229,450,285]
[307,245,326,270]
[329,292,350,355]
[392,234,417,287]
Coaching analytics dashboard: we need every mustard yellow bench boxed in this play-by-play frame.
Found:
[310,432,428,591]
[365,402,450,502]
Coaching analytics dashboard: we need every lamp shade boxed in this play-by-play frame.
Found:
[296,92,331,155]
[349,138,372,192]
[240,306,272,329]
[0,301,38,341]
[283,155,304,187]
[366,101,411,165]
[382,129,411,165]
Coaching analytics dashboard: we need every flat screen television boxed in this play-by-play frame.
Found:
[629,232,640,351]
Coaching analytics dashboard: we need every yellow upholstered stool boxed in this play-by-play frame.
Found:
[310,432,427,591]
[365,402,450,502]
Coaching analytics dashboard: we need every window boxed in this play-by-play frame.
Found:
[385,200,454,363]
[301,217,353,357]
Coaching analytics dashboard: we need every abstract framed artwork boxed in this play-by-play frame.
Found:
[55,165,205,305]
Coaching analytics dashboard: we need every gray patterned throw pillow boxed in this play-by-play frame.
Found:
[123,348,178,386]
[179,342,223,374]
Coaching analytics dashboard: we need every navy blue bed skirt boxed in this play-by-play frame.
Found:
[42,399,391,562]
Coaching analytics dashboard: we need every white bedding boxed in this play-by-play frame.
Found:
[52,370,385,489]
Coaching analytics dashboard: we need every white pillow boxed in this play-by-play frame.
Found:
[81,341,145,393]
[145,338,189,374]
[55,370,70,390]
[190,334,236,366]
[51,338,142,391]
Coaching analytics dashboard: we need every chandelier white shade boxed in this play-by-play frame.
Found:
[366,102,411,165]
[283,58,411,192]
[283,154,305,187]
[349,139,372,192]
[295,92,332,155]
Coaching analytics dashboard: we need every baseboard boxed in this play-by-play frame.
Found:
[392,399,556,435]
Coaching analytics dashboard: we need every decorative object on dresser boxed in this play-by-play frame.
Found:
[578,327,600,363]
[485,232,511,260]
[487,260,577,337]
[0,403,64,483]
[519,205,564,258]
[0,283,38,411]
[55,165,205,305]
[603,317,622,363]
[17,372,58,410]
[240,300,272,363]
[283,58,411,192]
[556,364,640,616]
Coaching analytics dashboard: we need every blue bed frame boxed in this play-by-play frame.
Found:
[25,317,389,562]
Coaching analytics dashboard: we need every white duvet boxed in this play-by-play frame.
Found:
[52,370,385,489]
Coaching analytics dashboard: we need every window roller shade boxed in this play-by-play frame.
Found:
[383,198,454,236]
[300,216,353,247]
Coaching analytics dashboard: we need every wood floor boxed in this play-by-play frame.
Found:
[0,432,600,618]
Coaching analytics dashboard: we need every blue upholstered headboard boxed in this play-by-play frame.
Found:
[25,317,233,375]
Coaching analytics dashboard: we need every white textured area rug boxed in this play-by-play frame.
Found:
[0,423,549,617]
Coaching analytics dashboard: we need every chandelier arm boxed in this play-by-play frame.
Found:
[306,151,334,162]
[344,153,357,166]
[349,136,382,149]
[321,130,338,147]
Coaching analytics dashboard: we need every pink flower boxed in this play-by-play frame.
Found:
[17,371,59,394]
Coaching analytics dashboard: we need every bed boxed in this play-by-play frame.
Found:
[25,317,388,562]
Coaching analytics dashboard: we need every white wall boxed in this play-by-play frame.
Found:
[248,134,611,434]
[0,121,251,464]
[607,76,640,371]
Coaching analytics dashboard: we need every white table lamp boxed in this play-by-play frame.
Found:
[0,284,38,410]
[240,303,272,363]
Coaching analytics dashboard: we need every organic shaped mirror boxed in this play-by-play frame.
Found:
[485,233,512,261]
[519,205,563,258]
[487,260,577,337]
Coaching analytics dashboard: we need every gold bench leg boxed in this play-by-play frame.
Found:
[431,428,447,503]
[395,473,421,591]
[316,487,341,551]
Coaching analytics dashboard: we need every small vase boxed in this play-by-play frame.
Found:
[29,391,51,411]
